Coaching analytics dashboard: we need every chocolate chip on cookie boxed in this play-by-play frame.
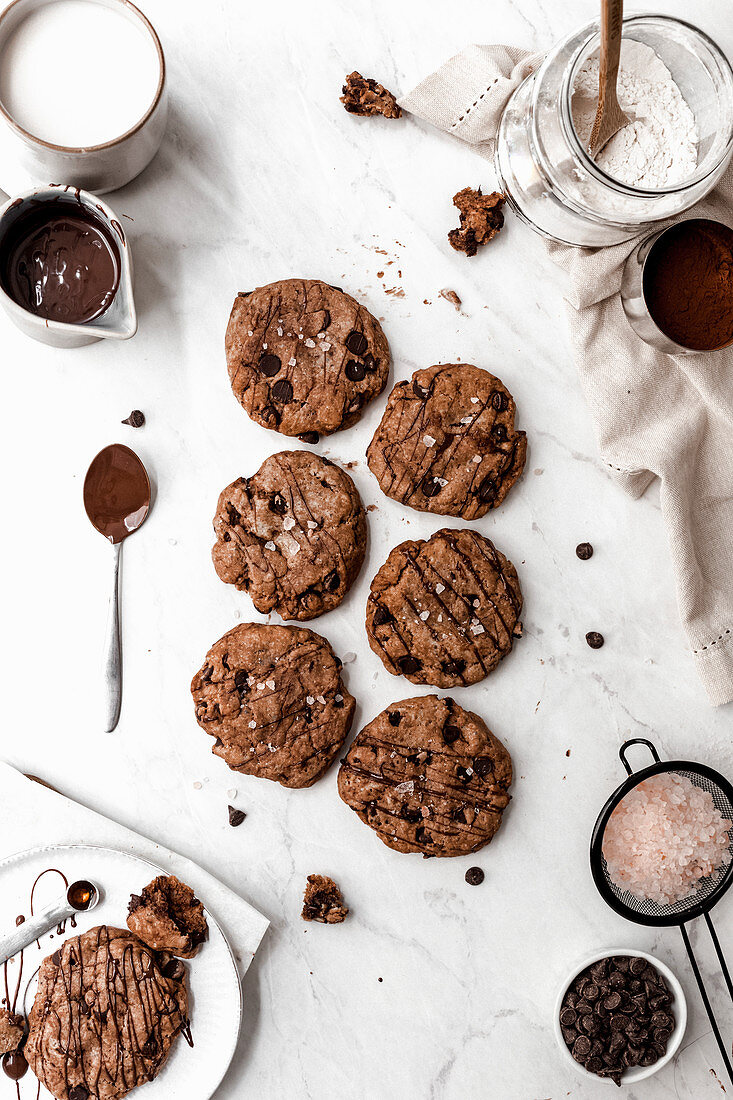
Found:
[338,695,512,857]
[191,622,355,789]
[226,279,390,437]
[366,527,523,688]
[367,364,526,519]
[341,71,402,118]
[212,450,366,621]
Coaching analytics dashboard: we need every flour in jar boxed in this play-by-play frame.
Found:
[571,39,698,189]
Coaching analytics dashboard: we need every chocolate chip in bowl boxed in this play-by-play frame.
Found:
[554,948,686,1086]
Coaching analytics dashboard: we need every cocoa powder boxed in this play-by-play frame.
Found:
[643,219,733,351]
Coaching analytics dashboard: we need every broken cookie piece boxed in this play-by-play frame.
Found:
[448,187,505,257]
[301,874,349,924]
[0,1007,24,1055]
[341,72,401,118]
[127,874,208,958]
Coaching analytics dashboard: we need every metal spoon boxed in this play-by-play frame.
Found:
[0,880,100,966]
[84,444,151,732]
[587,0,630,159]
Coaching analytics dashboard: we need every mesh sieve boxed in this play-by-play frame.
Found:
[590,739,733,1086]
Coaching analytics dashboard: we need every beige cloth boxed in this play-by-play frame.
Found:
[402,45,733,706]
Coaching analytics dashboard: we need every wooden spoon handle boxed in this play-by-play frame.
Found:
[599,0,624,110]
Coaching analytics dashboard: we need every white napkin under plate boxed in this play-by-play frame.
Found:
[0,761,269,979]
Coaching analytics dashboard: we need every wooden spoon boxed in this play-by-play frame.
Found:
[587,0,630,159]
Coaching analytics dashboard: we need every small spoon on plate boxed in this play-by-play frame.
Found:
[0,880,100,966]
[84,444,151,733]
[587,0,630,158]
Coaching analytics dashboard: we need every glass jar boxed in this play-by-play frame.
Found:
[495,15,733,247]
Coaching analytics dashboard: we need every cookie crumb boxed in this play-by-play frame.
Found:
[439,288,462,311]
[0,1008,24,1055]
[228,805,246,827]
[448,187,505,257]
[121,409,145,428]
[341,72,401,118]
[301,875,349,924]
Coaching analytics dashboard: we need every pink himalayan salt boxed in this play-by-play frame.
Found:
[603,772,732,906]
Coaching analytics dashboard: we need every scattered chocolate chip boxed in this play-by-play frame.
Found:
[576,542,594,560]
[269,492,287,515]
[228,805,246,827]
[345,359,366,382]
[397,654,421,675]
[259,352,281,376]
[586,631,605,649]
[465,866,484,886]
[492,423,507,444]
[271,379,294,403]
[299,431,320,445]
[345,330,368,356]
[121,409,145,428]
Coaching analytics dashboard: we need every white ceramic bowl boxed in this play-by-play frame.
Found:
[0,0,167,195]
[554,947,687,1086]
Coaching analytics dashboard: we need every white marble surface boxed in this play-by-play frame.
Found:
[2,0,733,1096]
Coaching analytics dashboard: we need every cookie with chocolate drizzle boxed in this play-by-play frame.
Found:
[191,622,355,788]
[212,450,366,621]
[366,527,523,688]
[338,695,513,857]
[226,278,390,438]
[367,363,526,518]
[25,925,189,1100]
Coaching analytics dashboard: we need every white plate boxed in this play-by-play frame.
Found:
[0,844,242,1099]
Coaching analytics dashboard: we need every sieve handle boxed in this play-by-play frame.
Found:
[680,921,733,1086]
[619,738,660,775]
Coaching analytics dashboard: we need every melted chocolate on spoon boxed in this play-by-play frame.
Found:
[0,201,120,324]
[83,444,150,544]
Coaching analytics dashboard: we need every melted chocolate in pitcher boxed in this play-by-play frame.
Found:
[0,201,120,323]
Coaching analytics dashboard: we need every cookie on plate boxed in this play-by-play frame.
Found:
[226,278,390,439]
[191,622,355,789]
[127,875,208,959]
[212,450,366,621]
[338,695,512,857]
[366,527,522,688]
[367,363,526,518]
[0,1007,23,1055]
[25,925,189,1100]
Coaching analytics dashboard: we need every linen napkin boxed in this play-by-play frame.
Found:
[0,762,269,978]
[401,47,733,706]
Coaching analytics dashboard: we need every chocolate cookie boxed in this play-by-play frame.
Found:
[191,622,355,788]
[127,875,208,959]
[25,925,189,1100]
[367,363,526,518]
[0,1007,23,1055]
[338,695,512,857]
[226,278,390,438]
[212,450,366,621]
[341,72,402,118]
[366,527,522,688]
[448,187,505,256]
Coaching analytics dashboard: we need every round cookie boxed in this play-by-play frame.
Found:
[338,695,512,857]
[25,925,188,1100]
[191,622,355,788]
[367,363,526,518]
[226,278,390,438]
[366,527,522,688]
[212,450,366,621]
